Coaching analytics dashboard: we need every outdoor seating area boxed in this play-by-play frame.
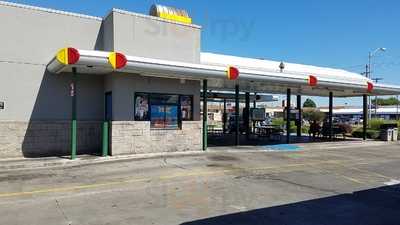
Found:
[308,121,350,140]
[254,125,284,141]
[206,113,358,147]
[206,104,400,148]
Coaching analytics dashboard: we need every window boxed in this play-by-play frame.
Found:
[150,94,179,129]
[180,95,193,121]
[134,93,193,129]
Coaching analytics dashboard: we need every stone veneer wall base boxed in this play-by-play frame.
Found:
[111,121,202,155]
[0,121,102,158]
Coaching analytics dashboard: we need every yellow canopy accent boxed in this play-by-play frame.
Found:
[108,52,117,69]
[56,48,68,65]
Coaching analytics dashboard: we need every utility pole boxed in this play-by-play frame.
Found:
[362,64,371,124]
[371,77,383,118]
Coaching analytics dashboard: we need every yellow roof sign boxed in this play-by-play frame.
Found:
[150,4,192,24]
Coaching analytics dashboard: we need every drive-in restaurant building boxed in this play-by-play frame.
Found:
[0,1,399,159]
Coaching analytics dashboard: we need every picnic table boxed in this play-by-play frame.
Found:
[208,124,223,136]
[255,125,284,140]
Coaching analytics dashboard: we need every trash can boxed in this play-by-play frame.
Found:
[380,124,398,141]
[381,128,393,141]
[392,128,398,141]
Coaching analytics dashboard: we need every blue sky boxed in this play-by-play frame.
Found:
[11,0,400,106]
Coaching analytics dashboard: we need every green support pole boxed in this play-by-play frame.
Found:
[253,93,257,108]
[245,92,250,140]
[202,80,208,151]
[71,68,77,160]
[102,121,109,157]
[363,94,368,140]
[329,92,333,141]
[235,84,240,146]
[286,88,291,144]
[253,93,257,134]
[296,95,302,137]
[223,98,227,134]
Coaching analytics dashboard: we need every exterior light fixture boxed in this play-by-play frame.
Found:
[279,62,285,72]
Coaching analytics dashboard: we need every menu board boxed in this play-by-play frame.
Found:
[251,108,266,121]
[135,94,149,121]
[151,105,178,129]
[180,95,192,120]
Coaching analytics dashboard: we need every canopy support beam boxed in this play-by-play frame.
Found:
[71,67,77,160]
[202,80,208,151]
[296,95,302,137]
[223,98,227,134]
[253,92,257,134]
[235,84,240,146]
[253,93,257,108]
[245,92,250,140]
[329,92,334,141]
[286,88,291,144]
[363,94,368,140]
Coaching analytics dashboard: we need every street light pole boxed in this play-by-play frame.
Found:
[368,53,372,121]
[367,47,386,121]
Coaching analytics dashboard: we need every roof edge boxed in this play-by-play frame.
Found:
[0,0,103,21]
[111,8,202,29]
[0,1,202,29]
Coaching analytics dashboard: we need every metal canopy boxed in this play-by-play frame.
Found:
[201,91,278,102]
[47,48,400,97]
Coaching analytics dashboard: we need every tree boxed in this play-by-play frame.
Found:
[303,98,317,108]
[303,109,325,122]
[372,97,400,106]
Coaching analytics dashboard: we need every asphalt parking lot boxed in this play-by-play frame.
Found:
[0,141,399,225]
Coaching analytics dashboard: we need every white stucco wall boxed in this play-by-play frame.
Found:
[0,3,104,121]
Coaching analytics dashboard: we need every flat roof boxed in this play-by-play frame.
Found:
[0,1,201,28]
[320,107,400,115]
[0,0,102,21]
[201,52,368,85]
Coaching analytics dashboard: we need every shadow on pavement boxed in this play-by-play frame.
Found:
[181,184,400,225]
[208,134,361,147]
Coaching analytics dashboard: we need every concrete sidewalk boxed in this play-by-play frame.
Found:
[0,140,395,171]
[0,150,206,171]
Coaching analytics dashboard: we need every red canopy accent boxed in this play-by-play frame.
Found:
[67,48,80,65]
[308,75,318,86]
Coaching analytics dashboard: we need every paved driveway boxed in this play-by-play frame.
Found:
[0,141,399,225]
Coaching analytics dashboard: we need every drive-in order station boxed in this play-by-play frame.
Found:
[1,1,400,159]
